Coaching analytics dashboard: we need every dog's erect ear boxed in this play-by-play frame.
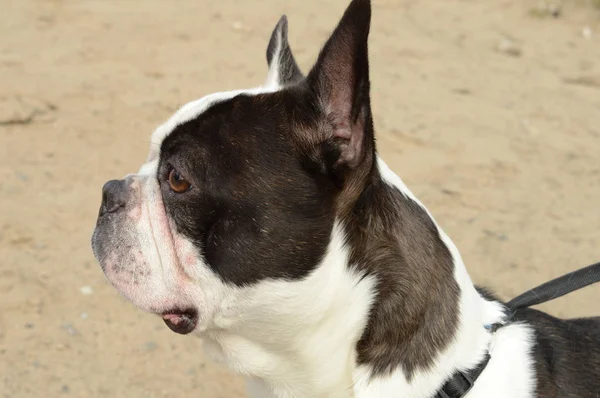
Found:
[265,15,303,87]
[307,0,373,170]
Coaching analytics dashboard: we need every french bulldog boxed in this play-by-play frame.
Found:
[92,0,600,397]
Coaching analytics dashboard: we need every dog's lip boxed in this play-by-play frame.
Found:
[161,308,198,335]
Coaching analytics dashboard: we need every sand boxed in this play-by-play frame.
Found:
[1,0,599,397]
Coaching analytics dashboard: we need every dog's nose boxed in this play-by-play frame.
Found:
[100,179,127,216]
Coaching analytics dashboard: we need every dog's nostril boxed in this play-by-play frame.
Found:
[100,179,127,216]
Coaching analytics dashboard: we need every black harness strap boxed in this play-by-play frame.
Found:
[435,354,490,398]
[435,261,600,398]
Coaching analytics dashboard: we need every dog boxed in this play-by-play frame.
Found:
[91,0,600,396]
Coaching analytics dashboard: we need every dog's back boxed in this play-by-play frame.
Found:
[514,308,600,397]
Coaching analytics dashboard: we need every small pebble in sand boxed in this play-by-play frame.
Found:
[144,341,157,351]
[80,312,88,320]
[61,322,80,336]
[497,38,522,57]
[530,1,561,18]
[79,285,93,295]
[542,1,561,17]
[582,27,592,40]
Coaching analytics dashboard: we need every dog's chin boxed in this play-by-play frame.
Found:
[161,309,199,335]
[99,279,201,335]
[93,250,202,335]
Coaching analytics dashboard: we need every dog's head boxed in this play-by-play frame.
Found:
[91,0,374,336]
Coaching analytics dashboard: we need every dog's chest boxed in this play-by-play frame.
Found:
[245,321,537,398]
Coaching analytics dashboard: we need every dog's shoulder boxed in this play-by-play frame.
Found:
[514,307,600,397]
[475,285,600,396]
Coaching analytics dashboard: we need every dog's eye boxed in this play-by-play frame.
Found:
[167,169,191,193]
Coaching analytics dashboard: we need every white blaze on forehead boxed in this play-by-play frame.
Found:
[143,85,281,172]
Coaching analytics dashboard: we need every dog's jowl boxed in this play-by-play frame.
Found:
[91,0,600,396]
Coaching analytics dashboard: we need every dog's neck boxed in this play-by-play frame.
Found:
[201,157,504,398]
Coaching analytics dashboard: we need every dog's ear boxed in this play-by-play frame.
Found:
[265,15,303,87]
[307,0,373,171]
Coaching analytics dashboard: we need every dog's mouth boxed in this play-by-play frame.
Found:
[161,308,198,335]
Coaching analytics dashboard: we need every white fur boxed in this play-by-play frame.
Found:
[203,223,376,398]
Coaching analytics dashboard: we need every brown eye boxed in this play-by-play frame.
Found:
[168,169,191,193]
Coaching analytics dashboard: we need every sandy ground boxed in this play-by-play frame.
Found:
[1,0,599,397]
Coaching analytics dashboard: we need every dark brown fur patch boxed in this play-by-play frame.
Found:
[343,169,461,378]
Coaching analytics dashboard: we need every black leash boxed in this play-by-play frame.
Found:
[505,261,600,314]
[436,261,600,398]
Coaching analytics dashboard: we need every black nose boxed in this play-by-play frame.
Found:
[100,179,127,216]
